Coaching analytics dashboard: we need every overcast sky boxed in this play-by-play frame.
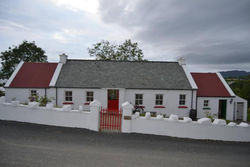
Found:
[0,0,250,72]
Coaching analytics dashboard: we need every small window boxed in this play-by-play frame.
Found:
[135,94,143,105]
[30,90,37,96]
[155,94,163,105]
[65,91,72,101]
[86,91,94,102]
[179,94,186,105]
[204,100,209,107]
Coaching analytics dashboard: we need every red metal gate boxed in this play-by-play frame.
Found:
[99,108,122,132]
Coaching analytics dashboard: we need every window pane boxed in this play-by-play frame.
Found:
[31,90,37,96]
[179,94,186,105]
[65,91,72,101]
[135,94,143,105]
[155,94,163,105]
[86,91,94,102]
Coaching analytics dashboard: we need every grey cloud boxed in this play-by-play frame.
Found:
[98,0,250,70]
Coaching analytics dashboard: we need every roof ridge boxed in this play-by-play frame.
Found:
[67,59,178,64]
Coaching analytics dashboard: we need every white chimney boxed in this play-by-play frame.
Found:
[178,57,186,66]
[59,53,68,64]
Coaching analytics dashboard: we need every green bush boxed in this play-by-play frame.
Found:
[205,111,214,121]
[0,90,4,97]
[39,96,51,106]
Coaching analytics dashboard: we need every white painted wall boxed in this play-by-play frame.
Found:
[197,97,234,120]
[125,89,194,117]
[56,88,106,110]
[130,117,250,142]
[5,88,56,104]
[7,87,196,117]
[0,101,101,131]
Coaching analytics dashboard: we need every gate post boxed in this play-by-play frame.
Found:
[122,102,133,133]
[89,100,101,131]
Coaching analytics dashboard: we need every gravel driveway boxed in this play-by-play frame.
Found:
[0,120,249,167]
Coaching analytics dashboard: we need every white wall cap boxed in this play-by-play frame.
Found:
[227,122,237,127]
[156,114,163,120]
[145,112,151,119]
[28,102,39,109]
[197,118,212,125]
[62,105,71,111]
[212,119,226,126]
[183,117,192,123]
[238,122,249,128]
[5,61,24,87]
[122,101,133,109]
[169,114,179,121]
[45,103,54,110]
[90,100,101,107]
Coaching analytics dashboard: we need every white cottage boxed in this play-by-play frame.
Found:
[4,54,248,121]
[192,72,248,121]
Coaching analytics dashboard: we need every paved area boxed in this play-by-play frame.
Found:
[0,120,250,167]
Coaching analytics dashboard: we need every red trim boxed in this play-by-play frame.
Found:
[178,106,188,109]
[154,106,165,108]
[63,102,74,105]
[84,102,90,105]
[135,105,145,108]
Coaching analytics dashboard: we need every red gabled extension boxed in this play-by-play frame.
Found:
[191,73,231,97]
[9,62,58,88]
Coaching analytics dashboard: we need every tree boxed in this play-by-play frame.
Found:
[88,39,145,61]
[0,41,47,79]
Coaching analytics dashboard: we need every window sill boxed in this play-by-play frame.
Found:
[203,107,211,110]
[135,105,145,108]
[178,106,188,109]
[84,102,90,105]
[154,106,165,108]
[63,102,74,105]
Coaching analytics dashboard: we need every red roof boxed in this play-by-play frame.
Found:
[9,62,58,88]
[191,73,231,97]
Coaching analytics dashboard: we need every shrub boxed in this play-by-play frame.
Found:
[39,96,51,106]
[0,90,5,97]
[205,111,214,121]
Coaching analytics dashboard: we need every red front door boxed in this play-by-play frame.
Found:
[107,89,119,111]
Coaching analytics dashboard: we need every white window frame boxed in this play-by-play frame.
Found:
[65,91,73,102]
[86,91,94,102]
[204,100,209,107]
[179,94,186,105]
[135,94,143,105]
[155,94,163,105]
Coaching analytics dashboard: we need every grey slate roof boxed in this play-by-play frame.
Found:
[55,60,193,90]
